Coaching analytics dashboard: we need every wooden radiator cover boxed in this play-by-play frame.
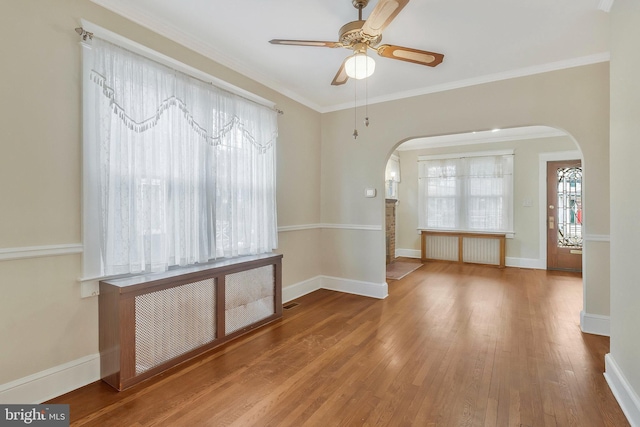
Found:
[99,253,283,391]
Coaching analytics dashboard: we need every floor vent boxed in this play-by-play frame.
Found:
[283,302,300,310]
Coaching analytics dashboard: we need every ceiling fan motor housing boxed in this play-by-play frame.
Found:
[339,20,382,48]
[352,0,370,10]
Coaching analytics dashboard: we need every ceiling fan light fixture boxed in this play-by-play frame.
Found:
[345,52,375,79]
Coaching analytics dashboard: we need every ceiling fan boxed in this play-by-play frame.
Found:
[269,0,444,86]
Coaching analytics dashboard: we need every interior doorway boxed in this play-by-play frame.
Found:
[547,159,582,272]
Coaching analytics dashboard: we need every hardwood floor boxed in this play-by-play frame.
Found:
[49,262,629,426]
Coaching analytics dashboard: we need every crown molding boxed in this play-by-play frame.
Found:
[89,0,323,112]
[324,52,610,112]
[90,0,610,114]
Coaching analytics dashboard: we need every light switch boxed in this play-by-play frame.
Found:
[364,188,376,198]
[522,198,533,207]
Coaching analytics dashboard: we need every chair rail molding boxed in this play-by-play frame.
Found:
[0,244,83,262]
[278,223,383,232]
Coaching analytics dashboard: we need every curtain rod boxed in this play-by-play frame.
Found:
[75,26,284,116]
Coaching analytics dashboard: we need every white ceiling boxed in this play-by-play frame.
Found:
[92,0,611,112]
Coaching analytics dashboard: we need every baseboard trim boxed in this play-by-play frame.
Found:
[604,353,640,427]
[395,248,421,259]
[580,311,610,336]
[394,252,546,269]
[282,276,322,303]
[505,257,546,270]
[0,354,100,404]
[321,276,388,299]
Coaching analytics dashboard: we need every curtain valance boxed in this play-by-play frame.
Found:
[90,39,277,152]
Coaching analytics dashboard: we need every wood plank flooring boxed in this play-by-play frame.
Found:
[49,261,629,426]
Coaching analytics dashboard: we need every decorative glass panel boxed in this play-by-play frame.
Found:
[556,167,582,248]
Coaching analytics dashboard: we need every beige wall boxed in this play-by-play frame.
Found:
[321,62,610,319]
[395,136,577,262]
[610,0,640,402]
[0,0,621,404]
[0,0,321,385]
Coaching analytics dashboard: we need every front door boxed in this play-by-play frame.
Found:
[547,160,582,272]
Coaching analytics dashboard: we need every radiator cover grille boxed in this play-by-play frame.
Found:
[426,235,459,261]
[463,237,500,265]
[225,265,275,334]
[134,278,216,374]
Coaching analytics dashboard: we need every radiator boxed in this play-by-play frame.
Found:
[99,253,283,391]
[421,231,505,267]
[225,265,275,335]
[425,235,458,262]
[462,237,501,265]
[134,278,217,375]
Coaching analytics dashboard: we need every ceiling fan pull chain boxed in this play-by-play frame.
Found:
[353,65,359,139]
[364,56,370,127]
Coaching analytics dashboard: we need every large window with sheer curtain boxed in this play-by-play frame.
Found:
[418,151,514,233]
[82,38,278,277]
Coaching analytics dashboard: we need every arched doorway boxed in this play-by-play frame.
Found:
[384,126,584,294]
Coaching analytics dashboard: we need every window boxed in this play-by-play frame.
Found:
[418,151,513,232]
[82,37,278,277]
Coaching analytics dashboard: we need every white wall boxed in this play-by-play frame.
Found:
[395,136,577,266]
[607,0,640,424]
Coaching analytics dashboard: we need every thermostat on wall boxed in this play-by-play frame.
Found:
[364,188,377,198]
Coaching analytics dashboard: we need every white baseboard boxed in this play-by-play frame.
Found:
[395,251,545,269]
[605,353,640,426]
[0,354,100,404]
[321,276,388,299]
[580,311,610,336]
[283,275,389,301]
[282,276,322,303]
[505,257,546,269]
[395,248,421,259]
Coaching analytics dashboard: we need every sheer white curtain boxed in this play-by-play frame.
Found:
[465,155,513,231]
[84,39,278,276]
[418,158,461,229]
[385,155,401,199]
[418,153,513,232]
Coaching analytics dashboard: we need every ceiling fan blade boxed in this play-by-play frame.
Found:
[361,0,410,38]
[377,44,444,67]
[331,60,349,86]
[269,39,342,48]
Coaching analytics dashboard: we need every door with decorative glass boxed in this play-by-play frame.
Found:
[547,160,582,272]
